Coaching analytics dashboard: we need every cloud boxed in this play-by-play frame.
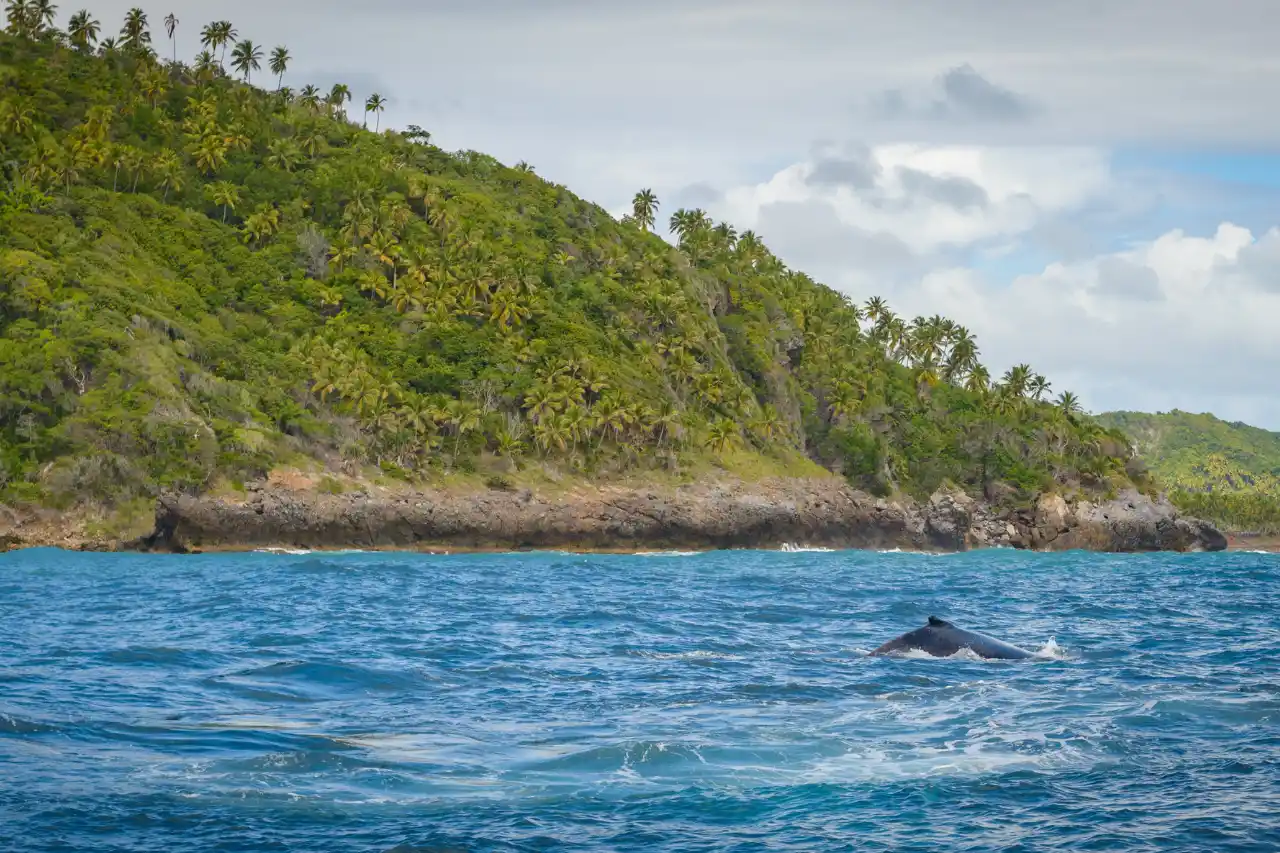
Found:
[895,223,1280,426]
[806,144,881,190]
[717,142,1111,263]
[1095,257,1163,301]
[872,65,1037,125]
[895,167,990,210]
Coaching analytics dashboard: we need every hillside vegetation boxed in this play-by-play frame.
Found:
[0,5,1136,517]
[1098,411,1280,532]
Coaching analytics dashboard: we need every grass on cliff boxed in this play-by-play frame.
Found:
[1098,410,1280,532]
[0,11,1136,512]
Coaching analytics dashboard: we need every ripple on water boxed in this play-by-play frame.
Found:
[0,548,1278,851]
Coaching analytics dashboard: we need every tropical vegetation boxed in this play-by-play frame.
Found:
[0,5,1139,514]
[1099,411,1280,532]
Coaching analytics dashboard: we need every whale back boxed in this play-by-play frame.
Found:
[870,616,1034,660]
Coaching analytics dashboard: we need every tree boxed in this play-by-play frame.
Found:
[203,180,239,222]
[1056,391,1082,417]
[198,21,218,62]
[298,85,321,113]
[30,0,57,35]
[327,83,350,117]
[266,138,303,172]
[632,188,658,231]
[705,419,740,454]
[193,50,217,82]
[364,93,386,131]
[230,40,262,83]
[269,45,289,90]
[151,150,184,202]
[67,9,99,50]
[0,96,35,138]
[445,399,482,461]
[215,20,236,66]
[4,1,31,36]
[119,7,150,54]
[163,12,177,62]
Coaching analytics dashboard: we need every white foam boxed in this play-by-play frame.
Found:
[803,744,1052,783]
[254,547,313,555]
[781,543,835,553]
[633,551,699,557]
[635,650,740,661]
[1033,638,1071,660]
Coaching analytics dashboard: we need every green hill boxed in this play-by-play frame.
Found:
[1097,410,1280,532]
[0,8,1134,527]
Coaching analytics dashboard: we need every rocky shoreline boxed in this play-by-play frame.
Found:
[0,478,1230,555]
[98,478,1232,554]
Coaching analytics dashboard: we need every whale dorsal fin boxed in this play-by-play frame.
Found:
[928,616,952,628]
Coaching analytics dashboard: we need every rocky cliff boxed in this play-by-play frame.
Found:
[109,479,1226,555]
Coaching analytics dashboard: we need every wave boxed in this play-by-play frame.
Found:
[630,649,741,661]
[0,712,59,735]
[780,543,835,553]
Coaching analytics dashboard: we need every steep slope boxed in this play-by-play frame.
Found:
[1098,410,1280,532]
[1,15,1136,525]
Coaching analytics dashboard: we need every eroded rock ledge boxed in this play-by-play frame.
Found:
[131,479,1226,554]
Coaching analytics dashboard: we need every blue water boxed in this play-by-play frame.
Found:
[2,548,1279,852]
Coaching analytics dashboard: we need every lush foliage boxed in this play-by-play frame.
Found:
[1099,410,1280,532]
[0,10,1134,508]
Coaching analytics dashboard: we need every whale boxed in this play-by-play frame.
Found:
[870,616,1035,660]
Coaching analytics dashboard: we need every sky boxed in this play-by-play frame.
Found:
[76,0,1280,428]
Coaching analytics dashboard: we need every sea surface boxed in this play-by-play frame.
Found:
[1,547,1278,852]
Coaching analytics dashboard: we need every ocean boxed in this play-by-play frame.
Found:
[1,547,1277,851]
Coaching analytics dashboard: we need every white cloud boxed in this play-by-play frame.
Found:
[695,143,1280,428]
[712,142,1112,273]
[895,224,1280,427]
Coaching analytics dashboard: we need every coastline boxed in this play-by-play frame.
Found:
[1,477,1229,555]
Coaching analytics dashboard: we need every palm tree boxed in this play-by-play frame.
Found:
[152,150,184,202]
[1002,364,1033,398]
[30,0,57,34]
[705,419,740,454]
[297,122,325,156]
[964,364,991,395]
[203,180,239,222]
[216,21,236,66]
[269,46,289,90]
[192,50,218,82]
[198,21,218,61]
[364,93,386,131]
[230,40,261,83]
[632,188,658,231]
[266,138,302,172]
[163,12,177,62]
[67,9,99,50]
[445,399,482,461]
[327,83,351,117]
[863,296,888,326]
[0,96,35,138]
[1055,391,1082,417]
[5,1,30,36]
[298,84,321,113]
[119,7,150,53]
[1028,374,1051,402]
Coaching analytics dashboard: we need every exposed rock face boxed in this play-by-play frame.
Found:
[133,479,1228,555]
